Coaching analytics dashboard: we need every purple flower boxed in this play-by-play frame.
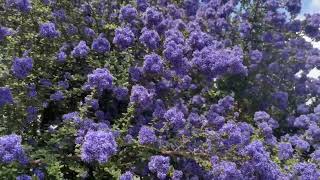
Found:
[113,27,135,50]
[11,57,33,79]
[153,99,166,119]
[148,155,170,179]
[113,87,128,101]
[188,112,205,128]
[163,40,184,64]
[143,7,163,27]
[139,28,160,50]
[120,5,137,22]
[294,115,310,129]
[92,34,111,54]
[307,123,320,141]
[66,24,78,35]
[39,22,60,38]
[138,126,157,145]
[33,169,45,180]
[164,107,186,129]
[39,79,52,87]
[290,136,310,151]
[184,0,199,16]
[71,41,90,59]
[172,170,183,180]
[264,0,280,9]
[52,9,66,21]
[6,0,31,12]
[0,26,12,41]
[56,51,67,62]
[286,0,301,14]
[211,161,242,179]
[287,20,301,32]
[293,163,320,180]
[207,113,225,129]
[136,0,149,12]
[311,149,320,162]
[192,46,247,79]
[143,53,164,74]
[81,130,117,164]
[16,175,31,180]
[254,111,271,123]
[297,104,309,114]
[130,85,153,108]
[86,68,113,91]
[120,171,133,180]
[0,134,28,164]
[62,112,81,123]
[250,50,263,64]
[243,141,282,179]
[58,80,69,89]
[314,104,320,114]
[50,91,64,101]
[129,67,143,82]
[239,21,252,37]
[278,143,293,160]
[27,84,37,98]
[167,4,182,19]
[0,87,14,107]
[271,91,288,110]
[187,31,212,50]
[26,106,38,123]
[305,14,320,38]
[83,27,96,38]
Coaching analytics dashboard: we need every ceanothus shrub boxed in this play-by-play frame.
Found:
[0,0,320,179]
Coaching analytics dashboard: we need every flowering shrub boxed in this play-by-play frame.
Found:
[0,0,320,179]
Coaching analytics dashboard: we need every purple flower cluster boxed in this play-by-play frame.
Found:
[143,7,163,27]
[6,0,31,13]
[164,107,186,129]
[172,170,183,180]
[120,171,134,180]
[85,68,113,92]
[139,28,160,50]
[16,175,31,180]
[113,87,129,101]
[91,34,110,54]
[148,155,170,179]
[286,0,302,15]
[81,130,117,164]
[142,53,163,74]
[71,41,90,59]
[113,27,135,50]
[305,14,320,38]
[130,85,153,108]
[138,126,157,145]
[278,142,294,160]
[211,161,242,179]
[192,45,247,78]
[136,0,149,12]
[39,22,60,38]
[50,91,64,101]
[11,57,33,79]
[0,87,13,107]
[0,134,27,164]
[0,26,12,41]
[56,51,67,62]
[120,5,137,22]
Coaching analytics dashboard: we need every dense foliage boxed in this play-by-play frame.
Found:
[0,0,320,179]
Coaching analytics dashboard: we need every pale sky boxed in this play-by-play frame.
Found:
[301,0,320,79]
